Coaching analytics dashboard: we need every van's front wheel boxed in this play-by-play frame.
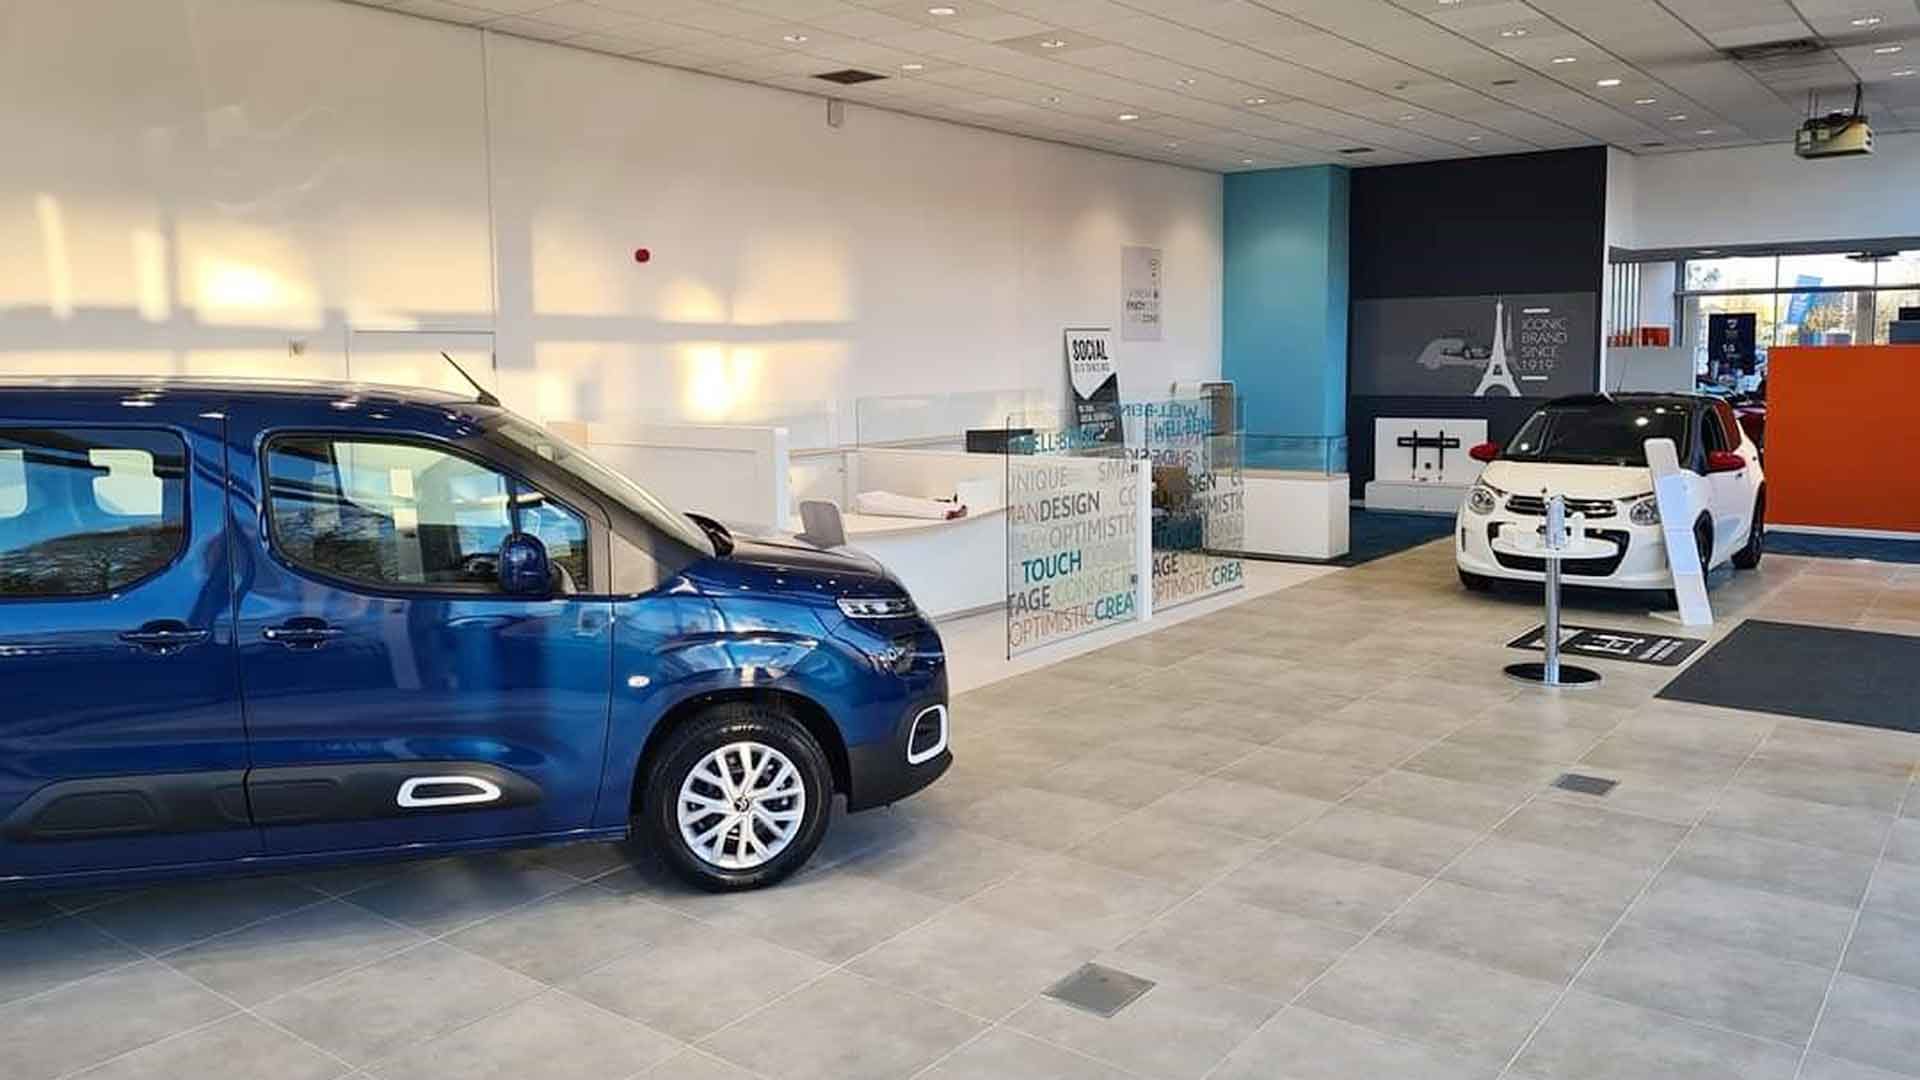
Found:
[643,702,832,891]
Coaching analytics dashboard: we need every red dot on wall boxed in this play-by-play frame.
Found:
[633,248,652,264]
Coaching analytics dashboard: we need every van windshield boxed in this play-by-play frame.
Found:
[486,416,715,557]
[1502,403,1691,467]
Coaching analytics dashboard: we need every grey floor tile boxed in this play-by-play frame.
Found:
[1067,807,1263,891]
[917,1028,1133,1080]
[1328,697,1477,740]
[1141,778,1331,840]
[1212,844,1429,932]
[948,787,1132,852]
[1887,819,1920,866]
[1289,805,1484,877]
[1215,746,1388,801]
[1213,1006,1497,1080]
[1493,802,1690,868]
[1705,786,1896,857]
[0,914,142,1007]
[702,971,983,1080]
[68,1013,346,1080]
[164,899,428,1006]
[254,942,545,1067]
[1799,1053,1920,1080]
[0,895,66,932]
[1758,723,1920,778]
[1030,756,1203,810]
[520,839,646,882]
[675,868,946,964]
[1296,937,1560,1068]
[1114,893,1358,999]
[963,853,1185,950]
[368,989,682,1080]
[443,885,696,985]
[340,855,580,936]
[1378,878,1613,983]
[1511,989,1801,1080]
[1344,769,1529,831]
[1537,767,1721,826]
[1843,910,1920,993]
[81,877,327,954]
[1730,757,1911,814]
[1668,825,1879,908]
[848,905,1095,1020]
[1160,700,1321,745]
[0,960,234,1080]
[1810,974,1920,1077]
[1865,859,1920,916]
[1574,925,1833,1045]
[1607,705,1774,754]
[1442,721,1608,767]
[1108,729,1264,773]
[1576,735,1748,781]
[565,930,827,1041]
[635,1049,761,1080]
[1401,743,1572,790]
[1624,870,1855,969]
[1271,722,1436,768]
[1005,958,1281,1080]
[833,822,1038,902]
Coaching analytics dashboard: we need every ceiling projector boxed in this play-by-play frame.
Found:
[1796,86,1873,159]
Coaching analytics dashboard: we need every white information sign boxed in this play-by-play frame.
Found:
[1645,437,1712,627]
[1121,246,1163,341]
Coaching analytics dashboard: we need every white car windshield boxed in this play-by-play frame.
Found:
[1503,403,1691,467]
[487,416,716,557]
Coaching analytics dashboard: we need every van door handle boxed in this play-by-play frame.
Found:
[119,622,210,654]
[262,620,344,649]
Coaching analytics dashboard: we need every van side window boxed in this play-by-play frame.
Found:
[265,436,587,593]
[0,428,188,597]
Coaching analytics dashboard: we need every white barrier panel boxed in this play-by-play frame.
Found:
[1646,437,1713,627]
[583,423,789,537]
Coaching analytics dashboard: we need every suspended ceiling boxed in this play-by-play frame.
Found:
[348,0,1920,171]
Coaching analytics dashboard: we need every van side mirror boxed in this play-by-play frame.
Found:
[1469,441,1501,463]
[497,533,552,595]
[1705,450,1746,475]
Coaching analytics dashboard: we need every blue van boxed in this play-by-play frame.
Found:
[0,380,949,892]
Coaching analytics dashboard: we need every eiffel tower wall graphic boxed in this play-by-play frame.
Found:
[1348,292,1601,399]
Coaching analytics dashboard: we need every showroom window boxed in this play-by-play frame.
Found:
[265,436,588,593]
[1678,248,1920,370]
[0,428,188,597]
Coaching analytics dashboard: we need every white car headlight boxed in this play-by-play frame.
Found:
[1466,483,1500,515]
[1628,496,1660,526]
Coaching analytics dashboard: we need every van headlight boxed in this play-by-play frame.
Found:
[838,596,916,619]
[1628,496,1661,526]
[1466,483,1500,515]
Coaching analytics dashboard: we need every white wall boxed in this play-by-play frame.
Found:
[0,0,1222,437]
[1617,133,1920,249]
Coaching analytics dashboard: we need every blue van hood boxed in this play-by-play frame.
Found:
[726,536,885,580]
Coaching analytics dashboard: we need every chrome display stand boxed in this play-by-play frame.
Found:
[1492,494,1611,689]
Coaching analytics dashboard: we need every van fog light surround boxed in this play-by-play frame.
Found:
[1628,496,1661,526]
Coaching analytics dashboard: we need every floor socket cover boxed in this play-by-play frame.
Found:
[1552,772,1619,796]
[1044,963,1156,1017]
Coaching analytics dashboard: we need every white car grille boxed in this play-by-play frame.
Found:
[1504,494,1618,519]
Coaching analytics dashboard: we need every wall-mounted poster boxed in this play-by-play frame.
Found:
[1121,246,1163,341]
[1708,312,1757,375]
[1064,327,1123,445]
[1351,292,1599,398]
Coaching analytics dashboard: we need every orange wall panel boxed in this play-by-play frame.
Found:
[1767,345,1920,533]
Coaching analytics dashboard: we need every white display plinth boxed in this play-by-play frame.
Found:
[1365,480,1474,515]
[1241,471,1350,560]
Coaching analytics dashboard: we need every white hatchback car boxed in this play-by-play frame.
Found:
[1455,393,1765,601]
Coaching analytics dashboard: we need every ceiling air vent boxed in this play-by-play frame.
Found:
[1338,147,1375,155]
[814,69,887,85]
[1724,38,1822,62]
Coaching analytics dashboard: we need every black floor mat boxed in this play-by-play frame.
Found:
[1656,619,1920,733]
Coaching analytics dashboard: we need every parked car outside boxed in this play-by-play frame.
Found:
[1455,392,1765,602]
[0,379,949,893]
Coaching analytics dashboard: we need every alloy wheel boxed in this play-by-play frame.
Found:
[676,741,806,870]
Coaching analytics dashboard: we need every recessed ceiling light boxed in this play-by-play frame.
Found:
[1398,113,1417,121]
[1696,128,1717,135]
[1041,94,1060,103]
[1244,96,1269,105]
[1873,44,1903,54]
[1852,15,1883,26]
[1596,78,1622,87]
[1499,28,1529,38]
[900,62,924,71]
[1117,112,1140,121]
[1038,38,1068,49]
[1241,158,1255,164]
[1438,0,1462,5]
[1467,135,1483,141]
[1634,97,1658,105]
[1668,113,1689,121]
[927,5,956,15]
[783,33,808,43]
[1164,141,1181,149]
[1177,77,1196,86]
[1893,68,1917,77]
[1551,56,1577,64]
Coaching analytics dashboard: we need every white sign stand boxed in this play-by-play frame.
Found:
[1492,495,1610,689]
[1645,437,1713,627]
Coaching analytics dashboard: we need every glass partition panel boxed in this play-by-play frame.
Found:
[1242,434,1348,475]
[1130,399,1246,612]
[1003,411,1138,657]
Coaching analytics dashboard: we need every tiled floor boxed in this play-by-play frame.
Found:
[5,542,1920,1080]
